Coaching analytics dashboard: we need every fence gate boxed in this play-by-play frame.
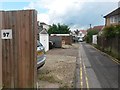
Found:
[0,10,37,88]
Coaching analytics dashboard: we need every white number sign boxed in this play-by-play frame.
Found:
[1,29,12,39]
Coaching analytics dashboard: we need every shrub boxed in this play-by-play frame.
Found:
[102,25,120,38]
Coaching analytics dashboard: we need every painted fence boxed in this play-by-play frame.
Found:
[0,10,37,88]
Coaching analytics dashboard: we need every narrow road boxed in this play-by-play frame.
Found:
[76,42,119,89]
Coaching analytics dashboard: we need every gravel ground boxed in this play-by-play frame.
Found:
[37,43,79,88]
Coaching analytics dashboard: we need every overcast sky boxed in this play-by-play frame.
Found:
[0,0,119,30]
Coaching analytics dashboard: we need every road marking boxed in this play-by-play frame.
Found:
[80,43,89,89]
[111,58,119,65]
[80,57,90,89]
[80,58,83,89]
[83,61,89,90]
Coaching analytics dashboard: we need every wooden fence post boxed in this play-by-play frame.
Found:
[1,10,37,88]
[0,11,2,89]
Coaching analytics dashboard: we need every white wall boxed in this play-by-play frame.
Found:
[39,34,49,52]
[51,34,70,36]
[92,35,97,44]
[78,31,85,38]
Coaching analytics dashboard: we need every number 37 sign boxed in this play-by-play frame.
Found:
[1,29,12,39]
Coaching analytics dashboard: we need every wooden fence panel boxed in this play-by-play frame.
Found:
[97,36,120,60]
[1,10,37,88]
[0,11,3,89]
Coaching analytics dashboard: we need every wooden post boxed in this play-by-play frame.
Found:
[0,11,2,89]
[1,10,37,88]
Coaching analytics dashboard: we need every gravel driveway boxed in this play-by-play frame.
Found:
[37,43,79,88]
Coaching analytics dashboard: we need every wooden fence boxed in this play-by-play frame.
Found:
[0,11,2,89]
[97,36,120,60]
[0,10,37,88]
[0,37,2,89]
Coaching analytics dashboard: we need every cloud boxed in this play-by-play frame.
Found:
[24,2,35,9]
[23,0,119,30]
[37,13,50,24]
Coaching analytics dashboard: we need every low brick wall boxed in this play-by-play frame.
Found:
[50,35,72,48]
[62,36,72,45]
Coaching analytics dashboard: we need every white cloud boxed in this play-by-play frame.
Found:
[37,13,50,24]
[1,0,119,2]
[23,0,119,29]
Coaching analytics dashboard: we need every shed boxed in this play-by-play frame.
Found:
[39,28,49,52]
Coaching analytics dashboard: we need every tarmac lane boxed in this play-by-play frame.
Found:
[78,42,119,89]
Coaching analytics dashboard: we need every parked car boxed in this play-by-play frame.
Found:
[49,41,55,49]
[37,40,46,69]
[78,37,83,42]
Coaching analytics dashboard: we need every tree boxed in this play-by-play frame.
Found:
[48,23,70,34]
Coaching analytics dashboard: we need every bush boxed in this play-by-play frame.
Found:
[115,25,120,37]
[102,25,120,38]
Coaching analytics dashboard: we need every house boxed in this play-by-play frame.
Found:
[104,7,120,26]
[92,25,104,32]
[77,30,87,41]
[78,30,87,37]
[87,25,104,44]
[70,31,78,42]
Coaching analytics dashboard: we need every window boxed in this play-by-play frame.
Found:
[118,15,120,23]
[110,17,113,23]
[80,33,82,36]
[110,15,118,24]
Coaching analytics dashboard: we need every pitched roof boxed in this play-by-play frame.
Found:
[92,25,104,31]
[79,30,87,35]
[104,7,120,18]
[40,22,47,25]
[40,28,48,34]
